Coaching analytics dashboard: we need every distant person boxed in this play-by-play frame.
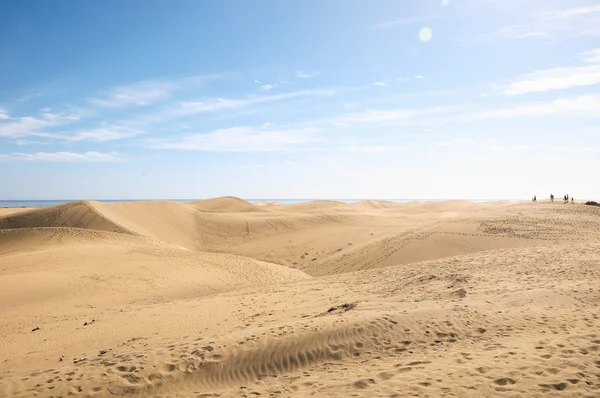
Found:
[550,194,554,202]
[571,197,574,203]
[533,195,537,202]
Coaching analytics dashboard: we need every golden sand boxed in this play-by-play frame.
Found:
[1,198,599,397]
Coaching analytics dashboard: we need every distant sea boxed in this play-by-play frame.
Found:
[0,198,504,208]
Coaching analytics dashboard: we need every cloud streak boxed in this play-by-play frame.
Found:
[87,74,221,107]
[332,105,461,125]
[372,15,438,29]
[68,126,142,142]
[148,126,320,152]
[295,70,321,79]
[582,48,600,63]
[495,49,600,95]
[0,112,78,138]
[175,89,334,116]
[0,151,121,162]
[549,4,600,18]
[452,95,600,122]
[496,64,600,95]
[464,4,600,45]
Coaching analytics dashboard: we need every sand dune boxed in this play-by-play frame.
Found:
[0,201,130,234]
[188,196,262,213]
[1,198,600,397]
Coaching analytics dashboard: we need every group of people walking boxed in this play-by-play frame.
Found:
[532,194,573,203]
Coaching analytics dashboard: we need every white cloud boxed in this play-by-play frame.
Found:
[372,82,388,87]
[466,4,600,45]
[550,4,600,18]
[494,25,550,41]
[68,126,142,142]
[495,64,600,95]
[454,95,600,121]
[89,81,174,107]
[582,48,600,63]
[0,108,9,120]
[295,70,321,79]
[0,112,77,138]
[397,77,409,82]
[149,125,320,152]
[17,93,44,102]
[415,75,424,80]
[333,105,459,125]
[372,15,438,29]
[0,151,121,162]
[176,89,334,116]
[88,74,220,107]
[260,84,274,91]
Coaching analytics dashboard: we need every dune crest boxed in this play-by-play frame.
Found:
[187,196,262,213]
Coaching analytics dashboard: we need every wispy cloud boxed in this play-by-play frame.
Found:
[0,108,9,120]
[88,74,220,107]
[148,125,319,152]
[494,49,600,95]
[175,89,334,116]
[372,15,438,29]
[496,65,600,95]
[547,4,600,18]
[453,95,600,121]
[333,105,460,125]
[68,126,142,142]
[464,4,600,45]
[17,92,44,102]
[295,70,321,79]
[0,112,78,138]
[0,151,121,162]
[372,82,388,87]
[582,48,600,63]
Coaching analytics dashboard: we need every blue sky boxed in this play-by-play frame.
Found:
[1,0,599,200]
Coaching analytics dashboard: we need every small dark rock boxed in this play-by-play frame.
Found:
[32,327,40,332]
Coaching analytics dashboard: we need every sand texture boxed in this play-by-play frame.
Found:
[1,198,600,397]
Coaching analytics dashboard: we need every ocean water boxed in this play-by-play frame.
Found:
[0,198,502,208]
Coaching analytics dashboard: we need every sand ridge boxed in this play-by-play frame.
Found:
[1,197,600,397]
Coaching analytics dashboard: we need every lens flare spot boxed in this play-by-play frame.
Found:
[442,0,450,6]
[419,27,433,42]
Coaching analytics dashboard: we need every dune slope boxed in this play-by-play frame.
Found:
[2,241,599,397]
